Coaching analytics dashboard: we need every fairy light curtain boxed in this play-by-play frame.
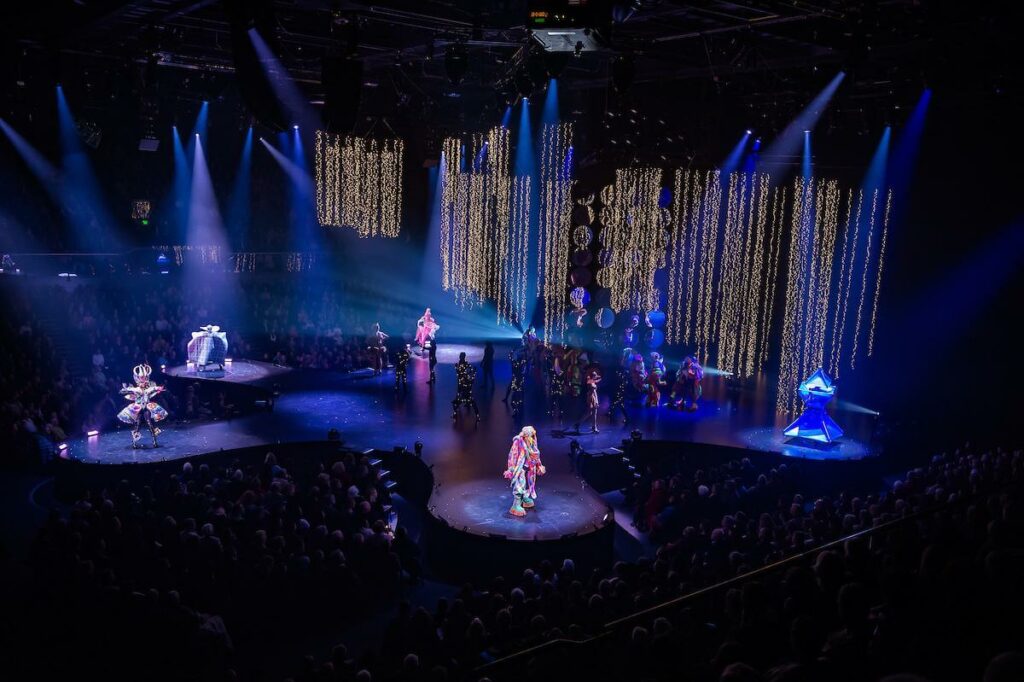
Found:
[595,167,668,318]
[628,170,892,413]
[439,126,532,326]
[315,131,403,238]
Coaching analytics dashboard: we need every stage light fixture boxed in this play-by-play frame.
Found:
[611,54,635,93]
[444,43,468,85]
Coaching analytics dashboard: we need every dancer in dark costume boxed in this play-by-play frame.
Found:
[426,340,438,385]
[394,345,411,392]
[451,352,480,421]
[481,341,495,388]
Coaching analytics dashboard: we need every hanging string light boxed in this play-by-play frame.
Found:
[539,122,575,343]
[596,166,664,318]
[851,188,880,369]
[833,188,863,378]
[867,188,893,357]
[315,131,403,237]
[438,127,531,325]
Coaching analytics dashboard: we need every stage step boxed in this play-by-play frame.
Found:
[383,480,398,491]
[368,458,383,467]
[378,469,391,479]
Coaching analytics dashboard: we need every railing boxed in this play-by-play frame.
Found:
[474,479,1010,678]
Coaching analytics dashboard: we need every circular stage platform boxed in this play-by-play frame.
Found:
[163,359,290,384]
[431,475,610,542]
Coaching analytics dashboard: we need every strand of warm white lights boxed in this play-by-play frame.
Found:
[315,131,403,238]
[740,173,771,377]
[851,188,879,369]
[761,185,787,369]
[834,189,863,378]
[777,176,812,414]
[815,180,841,376]
[867,188,893,357]
[715,172,740,370]
[597,167,664,317]
[830,188,855,376]
[685,171,709,345]
[539,122,574,343]
[666,169,690,345]
[438,128,531,325]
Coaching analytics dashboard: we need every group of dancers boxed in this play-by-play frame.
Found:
[112,307,699,522]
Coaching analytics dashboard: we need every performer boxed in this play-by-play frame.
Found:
[575,367,602,433]
[623,314,641,346]
[630,351,648,395]
[644,356,666,407]
[481,341,495,388]
[117,363,168,449]
[415,308,440,356]
[503,426,546,517]
[548,354,565,419]
[522,327,540,368]
[368,323,389,375]
[608,360,630,425]
[509,349,527,418]
[451,352,480,421]
[670,356,704,411]
[188,324,228,372]
[426,340,438,385]
[394,345,411,392]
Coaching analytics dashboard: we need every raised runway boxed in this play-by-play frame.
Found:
[61,344,879,541]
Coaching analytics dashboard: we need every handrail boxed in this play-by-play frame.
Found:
[476,480,1015,675]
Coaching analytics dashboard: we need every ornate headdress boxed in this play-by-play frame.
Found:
[133,363,153,385]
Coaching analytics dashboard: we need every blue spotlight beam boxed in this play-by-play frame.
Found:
[802,130,812,178]
[862,127,891,190]
[721,131,750,178]
[762,71,845,179]
[169,127,191,242]
[226,127,253,248]
[192,100,209,141]
[55,86,121,249]
[249,29,321,132]
[542,79,559,125]
[0,118,60,183]
[187,137,229,253]
[887,89,930,226]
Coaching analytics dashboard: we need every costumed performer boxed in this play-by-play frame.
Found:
[117,363,168,449]
[503,426,546,517]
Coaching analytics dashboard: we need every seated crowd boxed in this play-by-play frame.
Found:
[17,435,1016,681]
[281,443,1024,682]
[0,275,416,465]
[18,445,402,681]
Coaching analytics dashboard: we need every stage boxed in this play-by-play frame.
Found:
[61,343,879,549]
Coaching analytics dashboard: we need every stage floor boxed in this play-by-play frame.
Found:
[63,343,879,537]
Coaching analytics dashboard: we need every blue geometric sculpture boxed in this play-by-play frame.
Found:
[784,368,844,445]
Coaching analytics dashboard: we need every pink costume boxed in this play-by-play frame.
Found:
[503,426,545,517]
[415,308,440,349]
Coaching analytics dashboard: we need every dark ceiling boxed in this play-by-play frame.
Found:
[0,1,1018,166]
